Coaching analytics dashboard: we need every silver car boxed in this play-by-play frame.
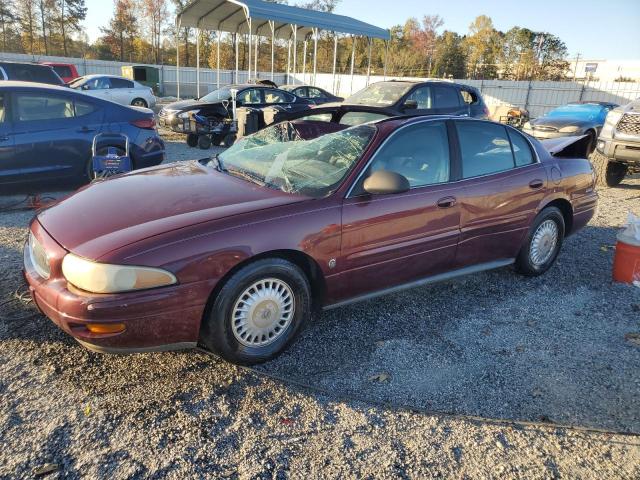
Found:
[69,75,157,109]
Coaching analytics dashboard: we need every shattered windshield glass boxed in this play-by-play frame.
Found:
[215,122,376,198]
[346,83,413,106]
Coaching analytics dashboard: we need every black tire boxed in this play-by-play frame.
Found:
[186,133,199,148]
[211,133,225,146]
[200,258,312,365]
[131,98,148,108]
[197,135,212,150]
[223,133,236,147]
[591,151,627,187]
[515,207,565,276]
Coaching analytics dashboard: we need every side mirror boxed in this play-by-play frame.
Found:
[363,170,410,195]
[403,99,418,111]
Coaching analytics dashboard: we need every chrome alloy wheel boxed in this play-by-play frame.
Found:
[530,219,559,266]
[231,278,295,347]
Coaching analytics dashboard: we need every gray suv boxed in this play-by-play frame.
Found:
[592,99,640,187]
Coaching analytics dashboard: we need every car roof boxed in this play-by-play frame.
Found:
[0,61,50,67]
[368,79,476,90]
[0,80,70,91]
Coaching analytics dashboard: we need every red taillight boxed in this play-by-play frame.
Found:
[131,117,156,130]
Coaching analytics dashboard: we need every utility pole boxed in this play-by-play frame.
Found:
[572,53,581,81]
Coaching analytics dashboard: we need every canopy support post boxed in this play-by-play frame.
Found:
[350,35,356,95]
[302,37,308,84]
[383,40,389,80]
[366,37,372,86]
[332,33,337,95]
[269,21,275,82]
[254,33,258,77]
[312,28,318,86]
[176,17,181,100]
[196,27,201,98]
[292,25,298,83]
[286,37,291,84]
[246,17,252,81]
[235,32,239,83]
[216,31,221,89]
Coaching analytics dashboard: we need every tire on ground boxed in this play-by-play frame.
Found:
[515,206,565,276]
[591,151,627,187]
[200,258,312,365]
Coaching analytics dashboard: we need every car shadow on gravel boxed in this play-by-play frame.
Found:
[256,224,640,434]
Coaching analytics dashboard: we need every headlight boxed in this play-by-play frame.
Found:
[28,233,50,279]
[178,109,200,119]
[559,125,581,133]
[601,109,623,138]
[62,254,177,294]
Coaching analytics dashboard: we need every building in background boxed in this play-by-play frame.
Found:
[567,59,640,82]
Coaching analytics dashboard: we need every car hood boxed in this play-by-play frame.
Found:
[37,161,308,260]
[162,99,202,111]
[531,117,592,128]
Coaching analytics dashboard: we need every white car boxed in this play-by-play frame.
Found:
[69,75,156,109]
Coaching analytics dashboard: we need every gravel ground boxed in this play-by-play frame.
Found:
[1,134,639,478]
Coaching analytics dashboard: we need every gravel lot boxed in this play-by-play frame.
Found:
[1,133,639,478]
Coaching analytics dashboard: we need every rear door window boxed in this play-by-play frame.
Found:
[238,88,262,105]
[110,77,134,89]
[433,86,461,108]
[460,89,479,105]
[308,88,325,99]
[85,77,111,90]
[507,129,535,166]
[15,93,75,122]
[74,99,98,117]
[264,89,295,104]
[456,121,515,178]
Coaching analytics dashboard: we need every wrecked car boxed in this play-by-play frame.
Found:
[24,116,597,365]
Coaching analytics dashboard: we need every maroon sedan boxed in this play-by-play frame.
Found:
[24,117,598,364]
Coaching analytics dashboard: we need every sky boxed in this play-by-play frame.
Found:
[84,0,640,60]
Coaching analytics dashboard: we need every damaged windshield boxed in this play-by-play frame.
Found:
[215,122,376,198]
[346,82,413,106]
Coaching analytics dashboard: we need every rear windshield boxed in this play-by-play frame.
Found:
[346,83,413,106]
[2,64,63,85]
[52,65,72,78]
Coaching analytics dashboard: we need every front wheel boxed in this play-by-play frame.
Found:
[591,151,627,187]
[200,259,311,365]
[515,207,565,276]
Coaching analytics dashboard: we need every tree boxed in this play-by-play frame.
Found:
[18,0,37,54]
[432,31,466,78]
[534,33,569,80]
[464,15,503,79]
[0,0,20,52]
[56,0,87,57]
[142,0,167,64]
[100,0,138,61]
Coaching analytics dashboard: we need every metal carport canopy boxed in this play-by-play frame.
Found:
[177,0,391,39]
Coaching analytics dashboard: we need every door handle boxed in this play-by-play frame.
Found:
[437,196,457,208]
[0,135,9,142]
[529,179,544,189]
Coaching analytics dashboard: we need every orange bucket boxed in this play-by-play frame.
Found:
[613,232,640,284]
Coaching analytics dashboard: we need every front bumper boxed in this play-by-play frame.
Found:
[23,221,208,354]
[597,137,640,165]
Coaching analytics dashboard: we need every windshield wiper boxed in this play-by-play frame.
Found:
[227,167,268,187]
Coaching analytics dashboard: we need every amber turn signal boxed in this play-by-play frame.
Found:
[85,323,126,334]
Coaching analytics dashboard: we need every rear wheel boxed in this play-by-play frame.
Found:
[186,133,199,148]
[200,258,312,365]
[223,133,236,147]
[515,207,565,276]
[131,98,148,108]
[591,151,627,187]
[197,135,212,150]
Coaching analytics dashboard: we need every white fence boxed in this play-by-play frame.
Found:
[2,51,639,118]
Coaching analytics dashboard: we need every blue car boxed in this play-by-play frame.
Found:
[0,81,165,188]
[523,101,618,153]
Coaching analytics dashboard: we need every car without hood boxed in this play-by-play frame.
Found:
[523,102,618,153]
[24,116,597,364]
